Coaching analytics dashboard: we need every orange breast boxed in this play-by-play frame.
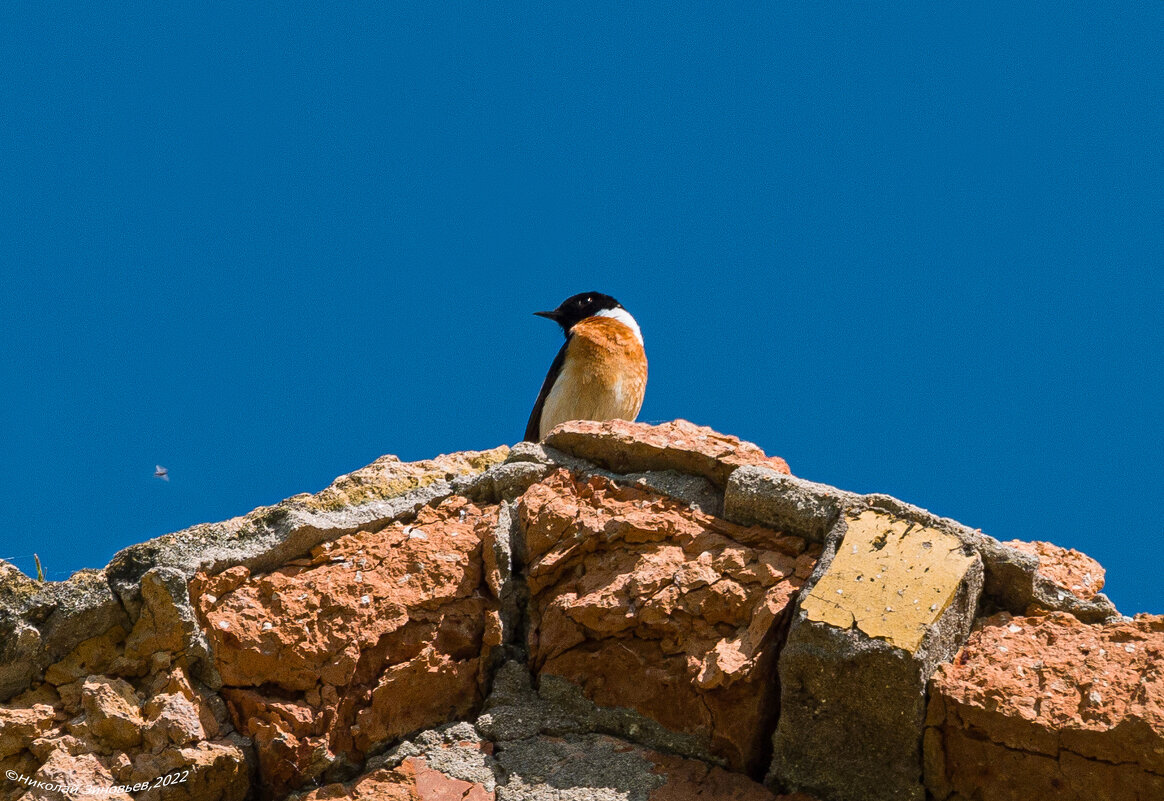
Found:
[539,316,648,439]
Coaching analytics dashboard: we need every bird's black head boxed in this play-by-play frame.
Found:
[534,291,622,334]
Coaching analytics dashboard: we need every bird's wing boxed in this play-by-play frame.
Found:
[524,338,571,442]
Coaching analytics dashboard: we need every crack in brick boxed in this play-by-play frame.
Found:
[928,720,1164,778]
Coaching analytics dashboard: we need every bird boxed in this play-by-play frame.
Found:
[524,291,647,442]
[154,465,170,482]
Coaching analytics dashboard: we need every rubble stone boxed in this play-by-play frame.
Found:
[81,676,144,750]
[926,612,1164,800]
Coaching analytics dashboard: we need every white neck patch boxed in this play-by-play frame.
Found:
[594,307,644,345]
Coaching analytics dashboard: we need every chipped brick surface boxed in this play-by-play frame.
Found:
[0,662,247,801]
[195,496,502,796]
[926,612,1164,800]
[646,751,815,801]
[545,419,791,486]
[296,754,493,801]
[520,470,815,773]
[0,704,54,760]
[1003,539,1105,603]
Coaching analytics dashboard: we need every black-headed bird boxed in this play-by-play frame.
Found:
[524,292,647,442]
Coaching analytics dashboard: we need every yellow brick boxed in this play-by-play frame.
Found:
[801,510,976,652]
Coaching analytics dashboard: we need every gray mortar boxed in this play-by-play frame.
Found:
[478,661,716,767]
[0,565,129,702]
[506,442,596,474]
[360,722,497,790]
[773,627,932,801]
[494,734,667,801]
[724,465,854,542]
[618,469,723,516]
[478,663,695,801]
[458,460,555,504]
[768,513,985,801]
[488,501,531,669]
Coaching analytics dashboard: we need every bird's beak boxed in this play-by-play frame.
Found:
[534,310,561,321]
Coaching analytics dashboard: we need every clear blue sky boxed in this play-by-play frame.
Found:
[1,5,1160,613]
